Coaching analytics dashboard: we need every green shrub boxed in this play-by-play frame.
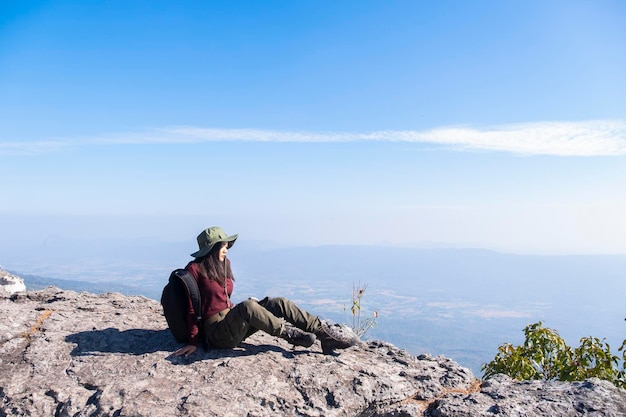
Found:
[482,321,626,388]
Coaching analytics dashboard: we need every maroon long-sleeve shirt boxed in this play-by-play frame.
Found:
[184,260,234,346]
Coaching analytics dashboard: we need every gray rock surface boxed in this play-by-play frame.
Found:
[0,269,26,294]
[429,374,626,417]
[1,285,625,416]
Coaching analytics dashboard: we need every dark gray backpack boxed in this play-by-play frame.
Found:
[160,269,201,343]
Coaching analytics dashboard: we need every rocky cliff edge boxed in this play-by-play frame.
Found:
[1,286,625,417]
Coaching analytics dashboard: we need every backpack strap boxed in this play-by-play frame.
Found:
[171,269,202,323]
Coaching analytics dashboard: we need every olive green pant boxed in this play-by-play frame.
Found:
[203,297,322,349]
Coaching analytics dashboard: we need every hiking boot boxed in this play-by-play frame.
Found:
[279,324,316,348]
[315,320,359,355]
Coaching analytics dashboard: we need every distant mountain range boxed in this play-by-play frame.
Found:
[13,271,145,297]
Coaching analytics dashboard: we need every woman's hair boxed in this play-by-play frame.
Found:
[194,242,234,284]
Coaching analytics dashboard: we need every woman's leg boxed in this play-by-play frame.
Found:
[257,296,322,333]
[205,299,304,348]
[234,298,284,336]
[205,298,353,353]
[259,296,358,355]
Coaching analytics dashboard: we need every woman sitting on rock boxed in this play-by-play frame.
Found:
[173,226,357,357]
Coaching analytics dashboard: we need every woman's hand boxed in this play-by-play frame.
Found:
[173,344,197,357]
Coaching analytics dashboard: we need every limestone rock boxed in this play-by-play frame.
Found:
[1,286,625,417]
[0,268,26,294]
[429,374,626,417]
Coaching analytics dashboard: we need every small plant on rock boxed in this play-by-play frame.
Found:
[345,283,378,338]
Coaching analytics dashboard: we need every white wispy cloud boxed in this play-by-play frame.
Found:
[0,140,71,154]
[3,120,625,156]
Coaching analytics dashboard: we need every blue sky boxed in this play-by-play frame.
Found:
[1,1,626,255]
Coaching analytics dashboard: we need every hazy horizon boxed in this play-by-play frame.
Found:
[3,241,625,376]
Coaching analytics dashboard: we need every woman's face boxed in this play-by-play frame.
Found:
[217,241,228,262]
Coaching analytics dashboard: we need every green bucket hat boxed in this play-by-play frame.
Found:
[190,226,238,258]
